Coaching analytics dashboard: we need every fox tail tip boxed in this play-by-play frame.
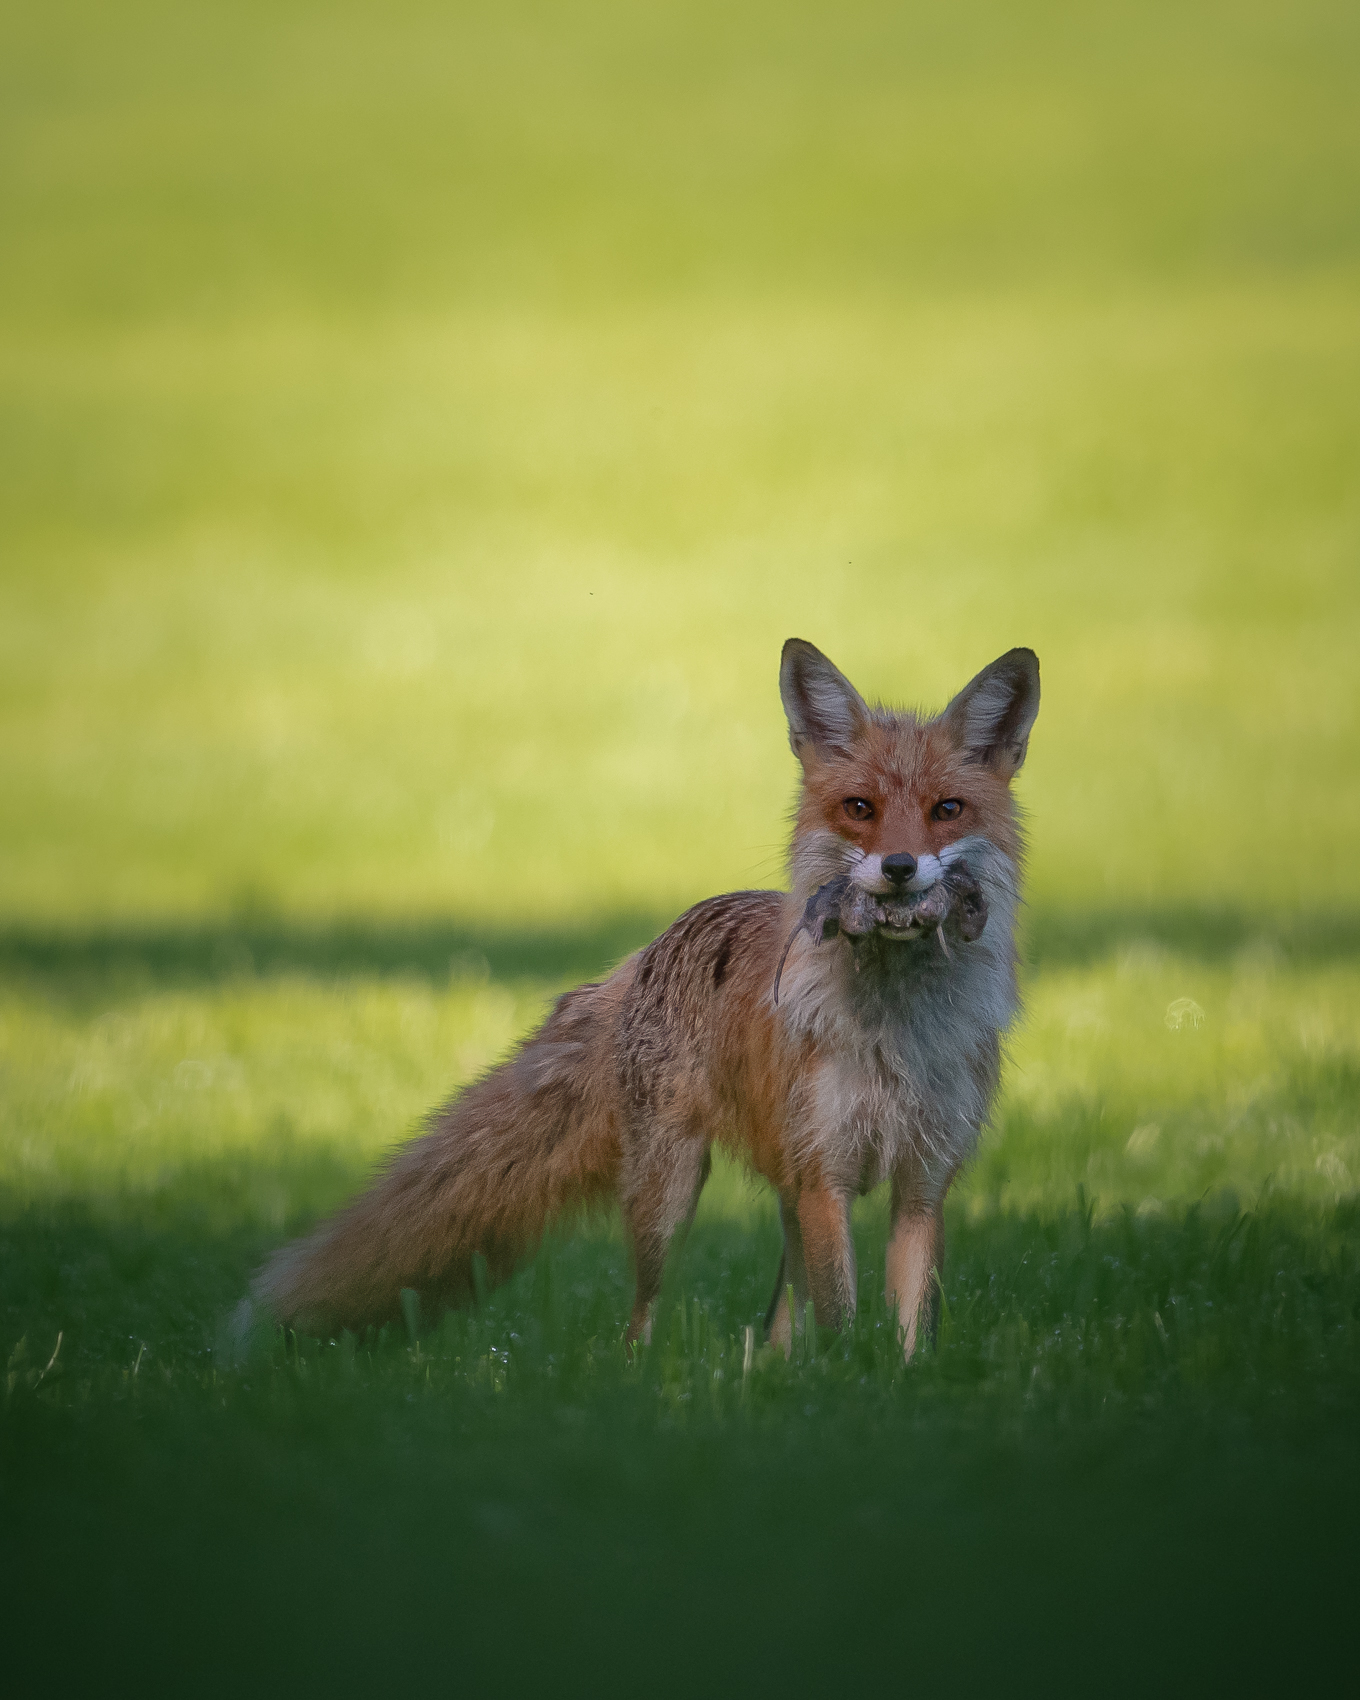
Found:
[216,1295,273,1364]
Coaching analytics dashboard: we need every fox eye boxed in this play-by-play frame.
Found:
[932,799,964,821]
[843,797,875,822]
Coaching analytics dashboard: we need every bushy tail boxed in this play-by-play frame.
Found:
[253,982,622,1333]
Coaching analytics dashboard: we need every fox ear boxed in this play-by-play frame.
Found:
[780,639,870,760]
[940,648,1040,777]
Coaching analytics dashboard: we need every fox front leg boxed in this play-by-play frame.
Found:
[763,1194,810,1355]
[795,1182,857,1338]
[884,1168,950,1361]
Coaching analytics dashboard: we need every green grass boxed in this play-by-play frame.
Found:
[2,0,1359,1690]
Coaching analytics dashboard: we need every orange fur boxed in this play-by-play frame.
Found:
[253,641,1038,1360]
[796,721,1022,870]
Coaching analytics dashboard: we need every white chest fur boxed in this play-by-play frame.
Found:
[777,836,1020,1199]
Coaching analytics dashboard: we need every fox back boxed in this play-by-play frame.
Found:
[253,639,1039,1357]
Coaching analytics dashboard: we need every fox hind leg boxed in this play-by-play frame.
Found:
[764,1194,811,1356]
[762,1243,787,1342]
[622,1133,711,1346]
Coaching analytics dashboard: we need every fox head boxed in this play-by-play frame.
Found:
[779,639,1039,902]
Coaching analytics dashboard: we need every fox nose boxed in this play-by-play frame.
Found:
[881,853,917,886]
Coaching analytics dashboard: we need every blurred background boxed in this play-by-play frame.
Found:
[4,5,1359,1687]
[3,0,1356,932]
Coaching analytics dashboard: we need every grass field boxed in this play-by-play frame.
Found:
[3,1,1359,1690]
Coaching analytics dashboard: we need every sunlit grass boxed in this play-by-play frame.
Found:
[4,285,1359,921]
[4,949,1357,1228]
[3,0,1358,1686]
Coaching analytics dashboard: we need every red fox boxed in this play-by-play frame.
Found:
[255,641,1039,1358]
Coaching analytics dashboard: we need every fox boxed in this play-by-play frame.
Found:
[254,640,1039,1359]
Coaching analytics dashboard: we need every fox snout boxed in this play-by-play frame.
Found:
[851,850,921,893]
[853,847,961,894]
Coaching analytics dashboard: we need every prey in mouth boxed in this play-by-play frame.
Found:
[773,856,989,1004]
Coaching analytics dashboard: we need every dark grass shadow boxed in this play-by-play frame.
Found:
[0,908,670,995]
[0,900,1357,997]
[4,1144,1357,1383]
[1022,902,1360,968]
[4,1162,1357,1694]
